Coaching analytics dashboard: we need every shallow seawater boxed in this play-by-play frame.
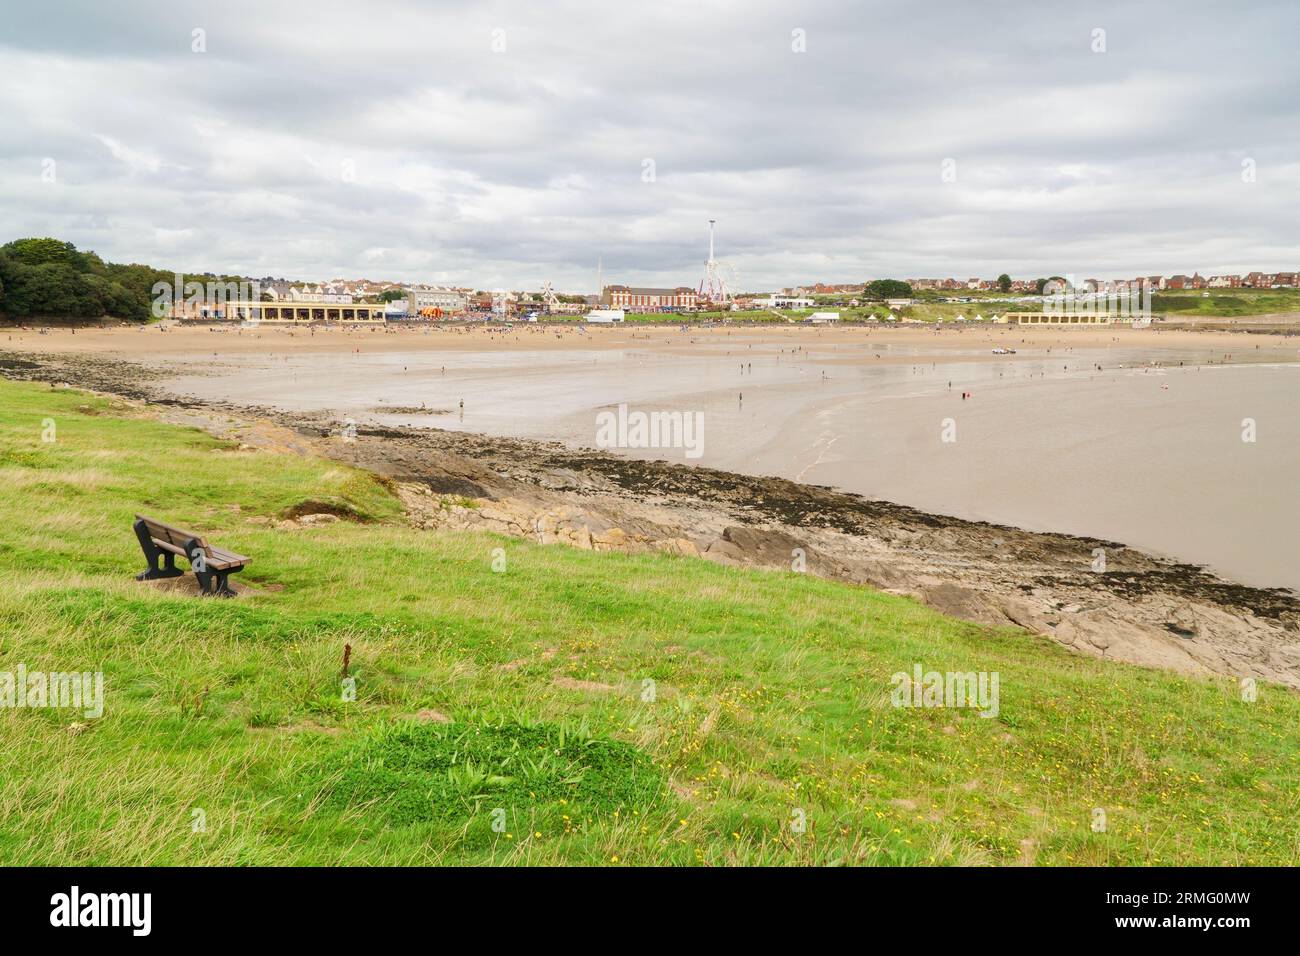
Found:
[164,342,1300,591]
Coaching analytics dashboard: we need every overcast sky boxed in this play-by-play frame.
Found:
[2,0,1297,292]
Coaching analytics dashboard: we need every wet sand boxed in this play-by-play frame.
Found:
[6,318,1299,357]
[6,322,1300,590]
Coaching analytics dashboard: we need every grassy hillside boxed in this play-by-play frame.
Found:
[0,378,1296,865]
[608,288,1300,324]
[1153,288,1300,317]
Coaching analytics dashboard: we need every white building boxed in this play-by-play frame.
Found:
[290,284,352,304]
[406,286,468,313]
[758,293,814,309]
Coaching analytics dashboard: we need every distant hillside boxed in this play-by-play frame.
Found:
[1152,288,1300,317]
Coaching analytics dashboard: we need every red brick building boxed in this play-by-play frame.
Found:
[602,285,700,310]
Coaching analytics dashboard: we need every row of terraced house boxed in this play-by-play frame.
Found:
[908,272,1300,292]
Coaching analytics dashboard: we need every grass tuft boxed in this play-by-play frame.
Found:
[313,719,664,826]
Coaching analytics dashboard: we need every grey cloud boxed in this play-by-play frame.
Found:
[1,0,1298,289]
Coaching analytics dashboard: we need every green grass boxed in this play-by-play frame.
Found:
[873,303,1012,323]
[623,310,795,323]
[617,288,1300,323]
[1152,288,1300,317]
[0,378,1296,865]
[315,719,664,829]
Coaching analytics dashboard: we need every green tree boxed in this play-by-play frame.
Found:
[997,273,1012,292]
[863,279,914,300]
[0,240,155,319]
[1,237,85,268]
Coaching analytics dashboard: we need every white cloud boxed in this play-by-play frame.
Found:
[0,0,1297,289]
[95,135,162,173]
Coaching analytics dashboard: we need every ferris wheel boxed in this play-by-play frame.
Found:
[699,219,738,308]
[540,280,561,312]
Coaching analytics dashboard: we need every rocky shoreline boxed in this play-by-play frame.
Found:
[5,348,1299,689]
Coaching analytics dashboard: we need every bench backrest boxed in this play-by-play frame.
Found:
[136,514,207,552]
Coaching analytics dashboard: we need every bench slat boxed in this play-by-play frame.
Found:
[137,514,206,549]
[206,548,249,563]
[137,514,250,570]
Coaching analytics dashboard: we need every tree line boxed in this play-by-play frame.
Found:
[862,275,1059,298]
[0,237,241,322]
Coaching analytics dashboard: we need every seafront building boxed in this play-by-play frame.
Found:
[289,284,352,303]
[173,299,387,324]
[1005,312,1122,326]
[601,285,700,310]
[405,286,468,314]
[755,292,814,309]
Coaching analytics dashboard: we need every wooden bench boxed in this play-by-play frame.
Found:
[133,515,250,597]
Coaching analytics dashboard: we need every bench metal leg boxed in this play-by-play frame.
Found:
[183,536,240,597]
[134,518,183,580]
[201,569,239,597]
[183,536,216,595]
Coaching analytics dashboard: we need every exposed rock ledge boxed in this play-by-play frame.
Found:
[394,481,1300,688]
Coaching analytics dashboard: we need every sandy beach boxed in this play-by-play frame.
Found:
[6,318,1299,359]
[8,321,1294,591]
